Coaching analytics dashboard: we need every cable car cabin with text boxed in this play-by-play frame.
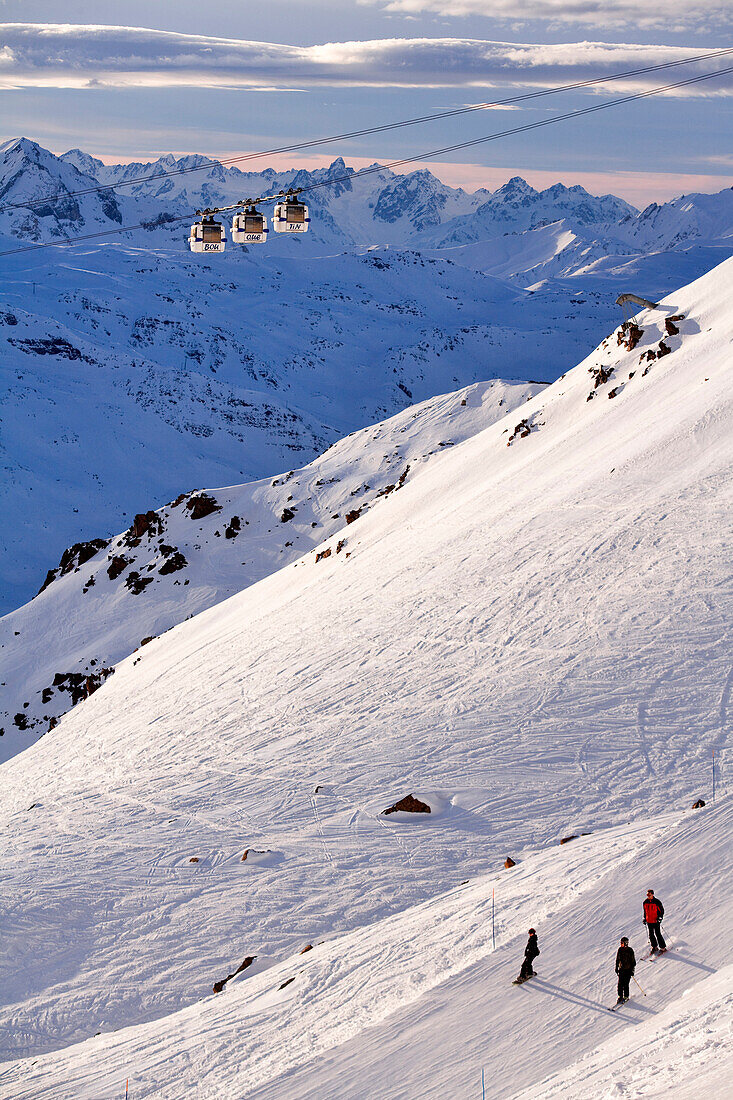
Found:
[273,193,310,234]
[189,216,226,253]
[231,206,269,244]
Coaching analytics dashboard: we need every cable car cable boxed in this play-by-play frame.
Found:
[1,61,731,258]
[295,62,733,201]
[1,46,731,214]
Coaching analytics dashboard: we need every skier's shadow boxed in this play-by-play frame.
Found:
[663,950,715,974]
[524,978,651,1017]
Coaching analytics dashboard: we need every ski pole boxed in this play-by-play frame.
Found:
[632,975,647,996]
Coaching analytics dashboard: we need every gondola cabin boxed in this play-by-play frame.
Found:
[189,216,226,253]
[231,206,269,245]
[273,193,310,234]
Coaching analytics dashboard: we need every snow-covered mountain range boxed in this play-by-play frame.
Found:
[1,136,731,619]
[1,136,635,252]
[0,254,729,1096]
[2,137,731,266]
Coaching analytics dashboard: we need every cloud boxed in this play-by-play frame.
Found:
[0,25,730,96]
[360,0,731,32]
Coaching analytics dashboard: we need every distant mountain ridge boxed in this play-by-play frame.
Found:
[2,136,730,277]
[1,136,637,252]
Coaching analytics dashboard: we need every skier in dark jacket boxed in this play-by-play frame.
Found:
[643,890,666,953]
[513,929,539,984]
[615,937,636,1004]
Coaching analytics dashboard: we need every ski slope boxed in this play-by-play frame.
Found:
[0,802,729,1098]
[0,257,730,1095]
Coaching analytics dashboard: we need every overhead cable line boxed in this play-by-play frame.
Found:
[1,61,731,259]
[292,63,733,204]
[1,46,732,214]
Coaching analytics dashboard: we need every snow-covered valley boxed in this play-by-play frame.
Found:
[0,250,730,1096]
[2,140,732,619]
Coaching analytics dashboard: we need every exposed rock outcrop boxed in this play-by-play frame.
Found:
[36,538,110,596]
[383,794,431,815]
[107,555,132,581]
[213,955,256,994]
[186,493,221,521]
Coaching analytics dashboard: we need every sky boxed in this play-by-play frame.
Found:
[1,1,732,205]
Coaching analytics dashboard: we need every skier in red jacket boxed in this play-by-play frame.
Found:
[643,890,666,953]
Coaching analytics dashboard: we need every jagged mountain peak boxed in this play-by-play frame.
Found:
[61,148,105,176]
[496,174,537,195]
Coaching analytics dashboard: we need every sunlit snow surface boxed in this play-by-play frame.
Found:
[0,258,730,1096]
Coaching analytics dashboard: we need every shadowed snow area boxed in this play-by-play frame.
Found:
[0,256,730,1095]
[2,139,731,615]
[0,377,542,761]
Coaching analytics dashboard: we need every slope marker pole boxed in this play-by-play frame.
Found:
[712,751,715,802]
[482,1068,485,1099]
[492,889,495,950]
[125,1080,129,1099]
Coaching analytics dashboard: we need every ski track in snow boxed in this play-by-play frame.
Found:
[0,803,729,1099]
[0,256,730,1096]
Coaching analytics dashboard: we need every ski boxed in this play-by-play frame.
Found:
[641,946,668,961]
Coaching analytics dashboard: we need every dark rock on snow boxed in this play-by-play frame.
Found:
[213,955,257,994]
[36,537,110,596]
[383,794,431,815]
[186,493,221,521]
[158,551,188,575]
[107,554,132,581]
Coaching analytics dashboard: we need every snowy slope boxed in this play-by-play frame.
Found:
[0,235,604,614]
[0,257,729,1085]
[0,377,542,760]
[0,800,728,1098]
